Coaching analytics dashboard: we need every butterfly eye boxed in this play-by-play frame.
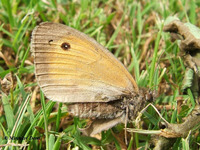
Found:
[61,42,70,50]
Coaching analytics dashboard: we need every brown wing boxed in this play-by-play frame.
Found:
[31,22,138,103]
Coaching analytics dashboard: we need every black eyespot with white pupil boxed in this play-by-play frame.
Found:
[61,42,70,50]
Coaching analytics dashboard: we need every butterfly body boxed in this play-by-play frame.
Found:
[67,89,150,120]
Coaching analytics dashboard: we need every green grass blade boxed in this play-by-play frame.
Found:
[40,90,49,150]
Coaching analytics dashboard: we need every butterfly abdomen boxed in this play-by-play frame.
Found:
[67,101,124,119]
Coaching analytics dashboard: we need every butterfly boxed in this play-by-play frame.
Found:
[31,22,153,136]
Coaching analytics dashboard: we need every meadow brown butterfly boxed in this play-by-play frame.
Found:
[31,22,153,135]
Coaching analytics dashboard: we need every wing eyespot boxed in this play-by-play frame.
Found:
[61,42,71,50]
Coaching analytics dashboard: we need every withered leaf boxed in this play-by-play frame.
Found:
[163,17,200,70]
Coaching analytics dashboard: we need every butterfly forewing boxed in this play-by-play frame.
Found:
[31,22,138,103]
